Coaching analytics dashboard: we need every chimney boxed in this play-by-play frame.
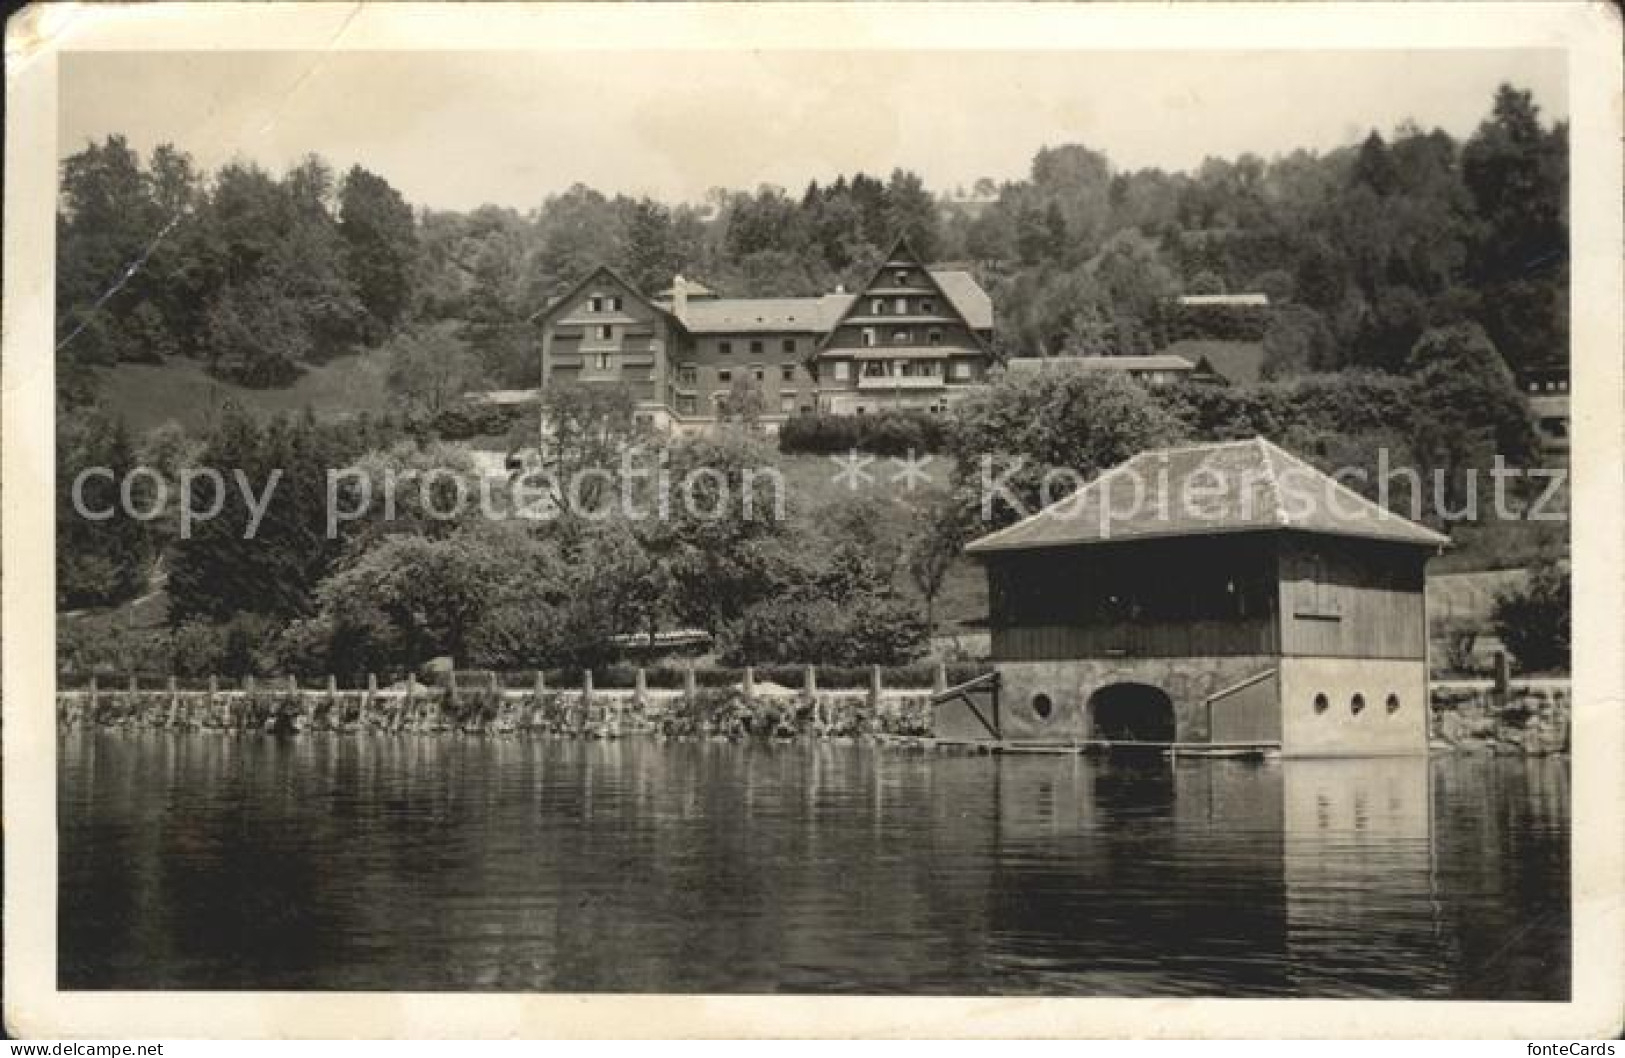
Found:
[672,274,689,323]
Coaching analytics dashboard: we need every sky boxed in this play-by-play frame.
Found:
[59,49,1566,212]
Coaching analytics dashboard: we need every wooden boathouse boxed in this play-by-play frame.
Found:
[933,437,1450,757]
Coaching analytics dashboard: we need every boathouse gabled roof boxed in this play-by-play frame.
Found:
[964,437,1451,555]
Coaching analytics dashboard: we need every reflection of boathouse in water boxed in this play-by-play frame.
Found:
[934,437,1449,756]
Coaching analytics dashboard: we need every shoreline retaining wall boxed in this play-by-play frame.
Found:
[55,675,1570,754]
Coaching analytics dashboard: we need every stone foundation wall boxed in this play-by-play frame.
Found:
[55,685,937,740]
[1429,680,1570,756]
[993,656,1279,742]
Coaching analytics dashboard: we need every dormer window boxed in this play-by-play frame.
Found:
[871,298,885,315]
[588,295,604,312]
[928,329,943,346]
[893,269,908,285]
[921,298,935,314]
[596,325,613,341]
[608,295,623,312]
[861,328,876,348]
[895,297,908,314]
[891,328,910,345]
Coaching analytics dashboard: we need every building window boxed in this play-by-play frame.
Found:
[782,338,797,354]
[1313,693,1329,715]
[861,328,876,348]
[921,297,936,314]
[752,365,765,383]
[928,329,943,347]
[718,368,732,384]
[891,329,910,345]
[1299,556,1342,617]
[677,364,697,386]
[677,395,696,415]
[780,364,796,383]
[588,295,603,312]
[863,360,887,378]
[1386,693,1401,715]
[779,393,795,414]
[1031,693,1054,720]
[951,361,971,380]
[1350,693,1366,716]
[871,298,885,315]
[833,361,851,381]
[895,297,908,314]
[594,353,612,371]
[608,296,623,312]
[893,269,908,285]
[750,340,764,355]
[596,324,613,341]
[719,341,732,356]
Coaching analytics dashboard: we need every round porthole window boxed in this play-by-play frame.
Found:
[1313,693,1329,714]
[1351,693,1367,715]
[1031,693,1054,720]
[1386,693,1401,714]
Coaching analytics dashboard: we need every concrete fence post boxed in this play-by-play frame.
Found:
[365,672,377,728]
[167,675,179,728]
[805,665,823,732]
[683,663,697,703]
[933,660,948,695]
[743,665,756,704]
[1492,651,1510,706]
[89,674,100,713]
[634,667,648,708]
[206,674,217,725]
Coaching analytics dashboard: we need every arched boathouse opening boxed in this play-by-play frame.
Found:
[1088,683,1176,743]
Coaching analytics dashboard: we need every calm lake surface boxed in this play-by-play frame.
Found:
[59,733,1569,997]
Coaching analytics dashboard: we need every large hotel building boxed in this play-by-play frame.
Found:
[534,239,995,430]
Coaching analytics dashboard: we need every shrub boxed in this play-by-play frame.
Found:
[1492,559,1570,674]
[778,411,950,456]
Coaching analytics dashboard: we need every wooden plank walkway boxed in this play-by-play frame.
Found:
[876,735,1281,758]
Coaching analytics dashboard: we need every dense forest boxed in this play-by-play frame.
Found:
[57,84,1566,397]
[55,83,1571,678]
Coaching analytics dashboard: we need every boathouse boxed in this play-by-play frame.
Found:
[934,437,1449,756]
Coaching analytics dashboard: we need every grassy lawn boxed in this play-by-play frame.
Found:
[100,352,393,434]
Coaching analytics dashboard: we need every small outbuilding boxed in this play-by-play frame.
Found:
[933,437,1449,757]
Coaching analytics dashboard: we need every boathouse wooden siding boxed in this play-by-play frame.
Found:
[985,533,1281,660]
[1276,535,1428,660]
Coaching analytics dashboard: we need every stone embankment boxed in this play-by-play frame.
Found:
[57,670,1571,755]
[56,670,936,740]
[1429,679,1570,756]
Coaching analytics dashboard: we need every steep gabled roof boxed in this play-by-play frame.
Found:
[528,264,681,328]
[816,235,992,354]
[965,437,1450,554]
[928,268,994,331]
[1163,339,1267,386]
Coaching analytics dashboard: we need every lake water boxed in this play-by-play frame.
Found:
[58,733,1569,997]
